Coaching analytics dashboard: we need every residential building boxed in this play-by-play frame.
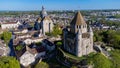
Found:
[1,21,21,29]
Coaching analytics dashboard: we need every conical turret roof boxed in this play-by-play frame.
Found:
[71,11,86,26]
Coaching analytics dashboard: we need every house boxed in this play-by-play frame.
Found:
[1,21,21,29]
[24,37,44,45]
[20,45,46,67]
[20,51,35,67]
[0,40,9,56]
[42,39,55,51]
[14,29,28,34]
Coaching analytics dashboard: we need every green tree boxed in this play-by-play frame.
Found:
[112,35,120,48]
[114,14,120,18]
[0,56,20,68]
[102,30,120,48]
[94,31,103,42]
[110,50,120,68]
[15,45,23,51]
[71,66,77,68]
[1,31,12,44]
[88,53,113,68]
[52,24,62,37]
[56,41,62,48]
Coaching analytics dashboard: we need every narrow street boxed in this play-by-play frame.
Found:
[8,39,16,56]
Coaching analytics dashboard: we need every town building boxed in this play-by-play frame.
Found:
[20,44,46,67]
[42,39,55,51]
[1,21,21,29]
[63,11,94,57]
[34,6,54,35]
[0,40,9,56]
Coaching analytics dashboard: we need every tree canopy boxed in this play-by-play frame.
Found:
[1,31,12,44]
[52,24,62,37]
[46,24,62,37]
[0,56,20,68]
[88,53,113,68]
[56,41,62,48]
[94,30,120,49]
[110,50,120,68]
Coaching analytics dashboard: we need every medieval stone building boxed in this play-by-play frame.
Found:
[34,6,54,35]
[63,11,93,57]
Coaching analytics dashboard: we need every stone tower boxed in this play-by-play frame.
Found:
[70,12,87,34]
[63,11,93,57]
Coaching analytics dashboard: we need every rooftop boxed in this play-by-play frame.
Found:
[70,11,86,26]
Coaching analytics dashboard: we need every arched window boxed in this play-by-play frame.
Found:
[79,25,81,28]
[85,25,86,28]
[83,25,84,28]
[77,25,79,28]
[81,25,83,28]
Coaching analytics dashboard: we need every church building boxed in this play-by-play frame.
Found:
[34,6,54,35]
[63,11,93,57]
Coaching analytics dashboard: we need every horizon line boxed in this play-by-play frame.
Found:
[0,8,120,11]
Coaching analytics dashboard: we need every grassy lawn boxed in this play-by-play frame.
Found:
[87,53,113,68]
[37,48,120,68]
[58,48,120,68]
[110,49,120,68]
[59,48,85,61]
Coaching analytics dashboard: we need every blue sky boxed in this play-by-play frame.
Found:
[0,0,120,11]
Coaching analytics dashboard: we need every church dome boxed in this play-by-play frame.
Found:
[40,6,48,18]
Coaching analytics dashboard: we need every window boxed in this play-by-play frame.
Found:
[84,25,86,28]
[83,25,84,28]
[77,25,79,28]
[79,25,81,28]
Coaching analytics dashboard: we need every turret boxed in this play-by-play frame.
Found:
[76,29,82,57]
[70,11,87,34]
[89,26,93,36]
[63,28,68,49]
[89,26,93,53]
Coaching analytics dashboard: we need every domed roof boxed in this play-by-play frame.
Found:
[40,6,48,18]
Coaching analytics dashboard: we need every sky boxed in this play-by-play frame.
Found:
[0,0,120,11]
